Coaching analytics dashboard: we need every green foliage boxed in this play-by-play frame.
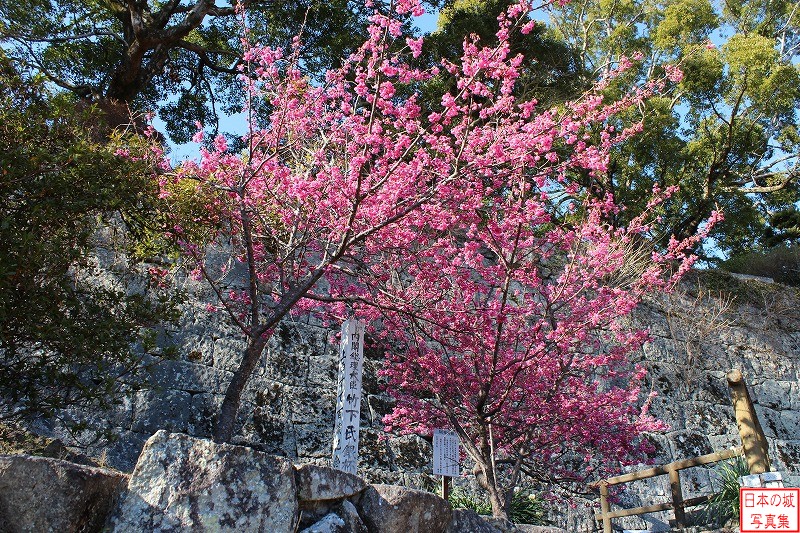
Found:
[766,208,800,246]
[449,487,495,516]
[701,456,750,527]
[722,244,800,286]
[448,487,547,524]
[425,0,585,107]
[546,0,800,258]
[0,0,411,143]
[0,55,180,423]
[653,0,717,50]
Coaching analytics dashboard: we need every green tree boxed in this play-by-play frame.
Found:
[423,0,585,107]
[545,0,800,258]
[0,54,178,423]
[0,0,385,142]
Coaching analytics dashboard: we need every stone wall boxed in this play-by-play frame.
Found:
[32,271,800,532]
[603,274,800,531]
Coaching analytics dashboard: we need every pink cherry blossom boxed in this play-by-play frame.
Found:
[155,0,721,516]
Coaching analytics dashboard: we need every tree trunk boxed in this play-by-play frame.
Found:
[213,335,268,443]
[474,461,511,520]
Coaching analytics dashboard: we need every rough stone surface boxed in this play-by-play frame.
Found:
[29,270,800,532]
[338,500,368,533]
[0,454,126,533]
[445,508,503,532]
[478,516,567,533]
[480,518,568,533]
[109,431,297,532]
[357,484,452,533]
[295,464,367,502]
[511,526,568,533]
[300,513,347,533]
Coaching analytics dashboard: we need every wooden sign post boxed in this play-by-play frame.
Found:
[331,318,365,474]
[433,429,460,500]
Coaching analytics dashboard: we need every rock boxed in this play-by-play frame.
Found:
[481,518,566,533]
[512,526,567,533]
[300,513,347,533]
[445,508,503,532]
[295,464,367,502]
[298,500,337,530]
[109,431,297,532]
[131,389,192,434]
[482,517,516,532]
[357,484,452,533]
[298,499,369,533]
[339,500,368,533]
[0,454,127,533]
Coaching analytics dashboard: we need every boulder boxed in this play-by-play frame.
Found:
[445,508,503,532]
[300,513,347,533]
[338,500,368,533]
[482,518,567,533]
[512,526,568,533]
[0,454,127,533]
[109,430,297,532]
[295,464,367,502]
[357,484,452,533]
[298,499,369,533]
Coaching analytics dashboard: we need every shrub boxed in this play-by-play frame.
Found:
[0,55,179,424]
[448,486,546,524]
[701,456,750,527]
[722,245,800,286]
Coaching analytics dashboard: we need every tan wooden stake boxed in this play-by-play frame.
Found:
[669,467,686,529]
[599,482,612,533]
[727,369,771,474]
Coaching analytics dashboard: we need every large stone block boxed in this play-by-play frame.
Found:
[445,508,503,532]
[294,423,333,458]
[356,484,452,533]
[109,431,297,532]
[779,410,800,440]
[131,389,192,434]
[753,379,794,410]
[148,358,233,395]
[0,455,127,533]
[667,430,713,459]
[295,464,367,502]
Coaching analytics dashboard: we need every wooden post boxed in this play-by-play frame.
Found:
[727,369,771,474]
[441,475,450,501]
[599,482,612,533]
[669,467,686,529]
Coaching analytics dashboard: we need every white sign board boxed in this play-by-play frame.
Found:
[433,429,460,477]
[331,318,365,474]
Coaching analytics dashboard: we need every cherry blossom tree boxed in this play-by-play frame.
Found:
[367,190,719,517]
[166,0,469,442]
[164,0,718,492]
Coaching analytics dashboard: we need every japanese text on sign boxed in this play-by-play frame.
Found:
[433,429,460,477]
[331,318,365,475]
[740,488,800,532]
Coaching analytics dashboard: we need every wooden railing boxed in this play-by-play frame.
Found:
[594,446,744,533]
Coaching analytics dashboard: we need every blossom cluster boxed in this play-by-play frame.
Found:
[164,0,720,504]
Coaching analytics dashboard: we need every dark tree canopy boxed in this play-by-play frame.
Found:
[3,0,798,255]
[0,55,179,422]
[423,0,586,107]
[0,0,386,142]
